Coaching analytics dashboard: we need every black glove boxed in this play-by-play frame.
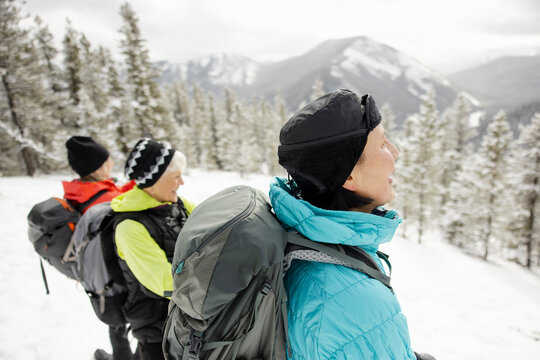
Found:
[414,352,437,360]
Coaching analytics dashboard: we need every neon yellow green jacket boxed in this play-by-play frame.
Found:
[111,186,195,298]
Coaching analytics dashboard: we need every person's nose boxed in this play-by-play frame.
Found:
[389,141,399,159]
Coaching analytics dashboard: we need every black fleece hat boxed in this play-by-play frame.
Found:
[124,138,176,188]
[278,89,381,199]
[66,136,109,177]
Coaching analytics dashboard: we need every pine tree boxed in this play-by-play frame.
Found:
[0,0,61,175]
[259,98,280,174]
[63,21,82,110]
[62,25,114,146]
[216,88,239,171]
[165,81,193,162]
[191,85,217,169]
[81,40,109,114]
[78,37,109,135]
[168,81,190,128]
[474,111,513,260]
[119,2,178,142]
[33,16,61,93]
[32,15,71,159]
[442,151,481,249]
[251,96,274,172]
[207,94,220,170]
[508,113,540,267]
[97,47,131,159]
[100,50,124,148]
[440,95,476,245]
[398,90,440,243]
[236,101,259,175]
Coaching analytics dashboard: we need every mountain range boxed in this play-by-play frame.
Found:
[155,36,540,127]
[448,55,540,109]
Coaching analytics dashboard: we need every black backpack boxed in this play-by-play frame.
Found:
[27,190,107,293]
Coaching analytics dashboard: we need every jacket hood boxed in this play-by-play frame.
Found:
[269,177,402,250]
[111,186,169,212]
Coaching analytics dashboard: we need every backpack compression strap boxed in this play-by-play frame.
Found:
[286,232,393,292]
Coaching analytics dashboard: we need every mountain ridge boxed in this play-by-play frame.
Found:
[155,36,536,124]
[448,55,540,110]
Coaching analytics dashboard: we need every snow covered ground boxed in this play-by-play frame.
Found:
[1,169,539,359]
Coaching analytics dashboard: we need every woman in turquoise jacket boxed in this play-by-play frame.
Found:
[270,89,435,360]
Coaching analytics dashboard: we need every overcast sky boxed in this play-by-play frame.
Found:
[23,0,540,74]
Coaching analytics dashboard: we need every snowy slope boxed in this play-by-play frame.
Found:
[331,37,450,95]
[448,55,540,109]
[1,170,539,359]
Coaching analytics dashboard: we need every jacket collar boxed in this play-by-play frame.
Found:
[62,178,119,203]
[111,185,171,212]
[269,177,402,250]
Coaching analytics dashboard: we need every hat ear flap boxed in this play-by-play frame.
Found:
[363,94,382,131]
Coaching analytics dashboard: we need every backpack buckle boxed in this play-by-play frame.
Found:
[260,281,272,296]
[187,330,203,359]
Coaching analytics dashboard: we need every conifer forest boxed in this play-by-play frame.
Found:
[1,0,539,269]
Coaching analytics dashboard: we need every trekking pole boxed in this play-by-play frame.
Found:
[39,259,50,295]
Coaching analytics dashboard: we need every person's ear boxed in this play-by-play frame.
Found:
[342,174,357,192]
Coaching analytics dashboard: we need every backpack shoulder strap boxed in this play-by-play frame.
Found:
[111,211,161,244]
[98,210,126,287]
[72,189,109,213]
[286,232,393,292]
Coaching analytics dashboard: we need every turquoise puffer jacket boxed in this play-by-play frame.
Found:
[269,177,416,360]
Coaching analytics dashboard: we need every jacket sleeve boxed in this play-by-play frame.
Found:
[115,219,173,298]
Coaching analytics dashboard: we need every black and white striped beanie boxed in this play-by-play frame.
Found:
[124,138,176,188]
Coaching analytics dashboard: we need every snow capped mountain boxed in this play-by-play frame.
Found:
[253,36,458,119]
[331,37,450,93]
[202,53,260,86]
[156,36,462,122]
[156,53,261,89]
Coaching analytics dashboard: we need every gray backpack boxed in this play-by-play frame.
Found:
[27,190,108,290]
[163,185,393,360]
[71,202,128,327]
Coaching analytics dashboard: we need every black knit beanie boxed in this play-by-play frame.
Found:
[278,89,382,199]
[124,138,176,188]
[66,136,109,177]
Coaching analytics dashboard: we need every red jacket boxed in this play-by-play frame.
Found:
[62,178,136,213]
